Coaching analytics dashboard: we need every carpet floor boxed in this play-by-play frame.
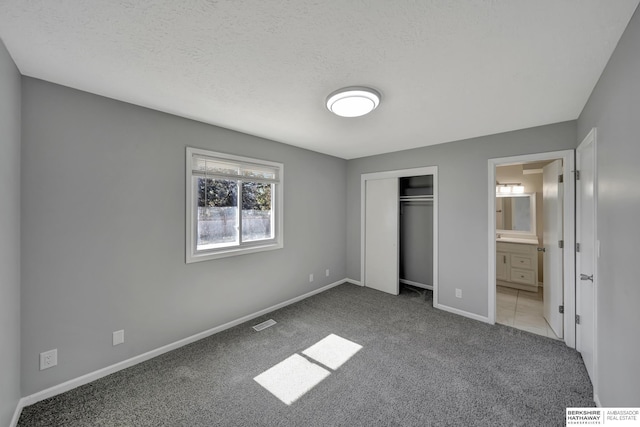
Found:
[18,283,593,426]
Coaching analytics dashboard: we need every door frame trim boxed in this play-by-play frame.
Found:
[361,166,438,304]
[488,150,576,348]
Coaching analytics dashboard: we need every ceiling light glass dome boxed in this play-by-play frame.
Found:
[326,87,381,117]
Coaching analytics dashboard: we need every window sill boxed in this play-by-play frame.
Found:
[186,241,283,263]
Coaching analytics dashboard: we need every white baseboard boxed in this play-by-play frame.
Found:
[10,398,27,427]
[435,302,491,324]
[348,280,485,324]
[399,279,433,290]
[17,279,348,410]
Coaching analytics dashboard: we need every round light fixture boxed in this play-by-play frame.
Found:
[326,87,381,117]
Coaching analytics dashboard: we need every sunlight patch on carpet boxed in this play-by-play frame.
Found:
[254,354,330,405]
[302,334,363,370]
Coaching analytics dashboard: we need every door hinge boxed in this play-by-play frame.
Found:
[558,240,564,249]
[558,174,564,183]
[576,243,581,252]
[575,170,581,180]
[576,314,581,325]
[559,305,564,314]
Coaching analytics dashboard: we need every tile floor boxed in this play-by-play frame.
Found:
[496,285,560,340]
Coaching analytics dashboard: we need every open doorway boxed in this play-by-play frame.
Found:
[495,160,562,339]
[488,150,576,348]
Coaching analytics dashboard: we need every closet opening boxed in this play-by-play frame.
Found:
[399,175,434,293]
[360,166,438,306]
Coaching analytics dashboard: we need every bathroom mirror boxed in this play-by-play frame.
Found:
[496,193,536,235]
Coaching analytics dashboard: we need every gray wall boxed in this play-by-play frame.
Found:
[0,39,22,426]
[21,78,347,395]
[400,203,433,286]
[577,6,640,406]
[346,122,576,317]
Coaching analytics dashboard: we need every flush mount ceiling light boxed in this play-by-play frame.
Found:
[326,87,381,117]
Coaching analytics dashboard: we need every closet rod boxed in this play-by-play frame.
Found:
[399,197,433,202]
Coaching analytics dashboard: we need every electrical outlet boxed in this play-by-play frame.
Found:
[40,349,57,370]
[455,288,462,298]
[113,329,125,346]
[325,269,330,277]
[309,273,314,282]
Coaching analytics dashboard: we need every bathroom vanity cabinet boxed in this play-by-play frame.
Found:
[496,240,539,292]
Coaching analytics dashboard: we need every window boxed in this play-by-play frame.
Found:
[186,147,283,262]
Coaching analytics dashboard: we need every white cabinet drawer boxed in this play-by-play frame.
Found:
[510,268,535,285]
[511,254,533,269]
[497,242,536,255]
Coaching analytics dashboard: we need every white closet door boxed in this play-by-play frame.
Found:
[365,178,399,295]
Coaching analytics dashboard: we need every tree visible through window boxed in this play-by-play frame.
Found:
[197,179,238,248]
[241,182,272,242]
[186,148,283,262]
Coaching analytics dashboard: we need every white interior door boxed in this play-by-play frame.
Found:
[543,160,564,338]
[577,130,597,384]
[364,178,399,295]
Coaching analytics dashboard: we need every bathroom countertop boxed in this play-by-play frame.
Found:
[496,236,539,245]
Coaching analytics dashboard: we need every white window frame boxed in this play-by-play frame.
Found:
[186,147,283,263]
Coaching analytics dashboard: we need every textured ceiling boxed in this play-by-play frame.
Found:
[1,1,638,159]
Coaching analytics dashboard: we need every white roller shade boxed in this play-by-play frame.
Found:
[191,153,279,183]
